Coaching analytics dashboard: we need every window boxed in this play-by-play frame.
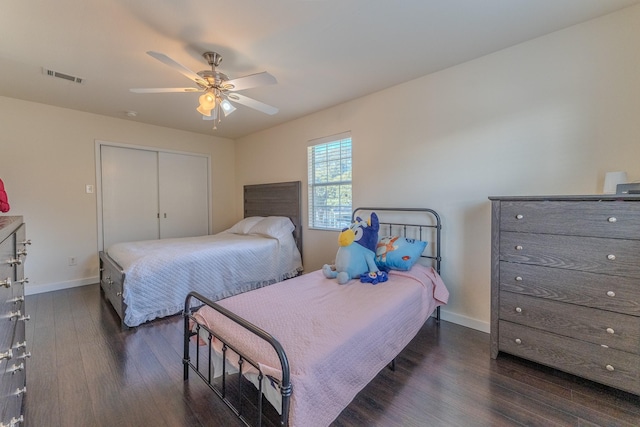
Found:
[307,132,352,230]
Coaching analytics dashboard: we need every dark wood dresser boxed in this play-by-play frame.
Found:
[0,216,29,426]
[489,195,640,395]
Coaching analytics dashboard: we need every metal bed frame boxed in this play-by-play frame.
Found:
[352,207,442,322]
[183,207,442,427]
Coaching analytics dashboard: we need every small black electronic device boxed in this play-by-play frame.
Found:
[616,183,640,194]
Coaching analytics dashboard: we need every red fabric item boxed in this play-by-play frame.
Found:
[0,178,10,213]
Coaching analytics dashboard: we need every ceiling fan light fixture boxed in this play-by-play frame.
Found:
[196,104,212,116]
[198,92,215,109]
[220,98,236,116]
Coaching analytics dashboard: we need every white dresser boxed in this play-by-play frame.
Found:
[490,195,640,395]
[0,216,29,426]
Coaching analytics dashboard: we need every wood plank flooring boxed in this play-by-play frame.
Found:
[23,284,639,426]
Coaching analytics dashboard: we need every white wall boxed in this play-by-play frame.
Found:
[0,97,236,294]
[235,5,640,332]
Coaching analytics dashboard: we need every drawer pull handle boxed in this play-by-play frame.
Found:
[607,217,617,223]
[17,249,27,257]
[515,276,523,281]
[19,351,31,359]
[515,307,522,313]
[607,290,616,297]
[18,314,31,322]
[1,415,24,427]
[1,277,11,288]
[515,338,522,344]
[607,254,616,261]
[606,328,615,334]
[515,245,523,251]
[116,291,123,297]
[14,341,26,350]
[16,277,28,285]
[0,349,13,360]
[7,295,24,304]
[10,362,24,374]
[515,214,523,220]
[8,310,21,320]
[14,386,27,396]
[606,364,615,372]
[7,258,22,266]
[21,239,31,246]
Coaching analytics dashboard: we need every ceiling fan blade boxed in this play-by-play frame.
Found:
[146,51,207,86]
[229,93,279,115]
[130,87,202,93]
[224,72,277,91]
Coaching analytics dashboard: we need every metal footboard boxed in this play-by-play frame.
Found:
[183,291,292,427]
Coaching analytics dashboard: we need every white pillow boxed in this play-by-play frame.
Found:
[248,216,295,239]
[226,216,264,234]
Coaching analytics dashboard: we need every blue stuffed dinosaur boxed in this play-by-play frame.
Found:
[322,212,388,285]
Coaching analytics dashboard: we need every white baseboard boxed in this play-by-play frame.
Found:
[440,310,490,334]
[25,276,99,296]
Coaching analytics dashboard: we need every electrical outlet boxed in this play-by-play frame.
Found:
[68,256,77,266]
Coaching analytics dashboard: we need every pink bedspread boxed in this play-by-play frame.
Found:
[193,264,448,427]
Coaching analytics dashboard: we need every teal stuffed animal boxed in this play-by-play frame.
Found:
[322,212,385,284]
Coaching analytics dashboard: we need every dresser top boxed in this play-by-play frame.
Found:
[488,194,640,202]
[0,216,23,242]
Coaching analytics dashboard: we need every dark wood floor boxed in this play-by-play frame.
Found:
[23,284,639,427]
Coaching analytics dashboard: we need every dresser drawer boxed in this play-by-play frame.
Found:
[499,292,640,354]
[0,354,26,424]
[100,254,125,320]
[499,262,640,316]
[0,309,15,361]
[0,232,15,282]
[13,224,26,282]
[0,319,19,408]
[499,200,640,239]
[500,232,640,278]
[498,320,639,395]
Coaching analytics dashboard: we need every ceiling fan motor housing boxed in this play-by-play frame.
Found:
[203,51,222,67]
[197,70,230,89]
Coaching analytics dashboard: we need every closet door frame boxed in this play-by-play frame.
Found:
[95,140,212,251]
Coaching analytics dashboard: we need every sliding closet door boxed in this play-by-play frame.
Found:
[101,145,159,249]
[158,152,209,239]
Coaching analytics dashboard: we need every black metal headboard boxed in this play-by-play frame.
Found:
[351,207,442,275]
[243,181,303,258]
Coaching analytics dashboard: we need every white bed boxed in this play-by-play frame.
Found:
[99,181,304,327]
[108,218,302,326]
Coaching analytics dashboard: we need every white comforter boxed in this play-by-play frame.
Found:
[107,231,302,326]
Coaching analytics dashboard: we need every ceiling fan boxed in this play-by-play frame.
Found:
[130,51,278,129]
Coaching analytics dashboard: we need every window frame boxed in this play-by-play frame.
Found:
[307,132,352,231]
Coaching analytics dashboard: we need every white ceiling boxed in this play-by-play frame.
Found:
[1,0,638,140]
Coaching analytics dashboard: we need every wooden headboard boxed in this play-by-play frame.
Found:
[244,181,302,258]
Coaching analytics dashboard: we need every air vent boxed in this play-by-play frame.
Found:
[42,68,84,84]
